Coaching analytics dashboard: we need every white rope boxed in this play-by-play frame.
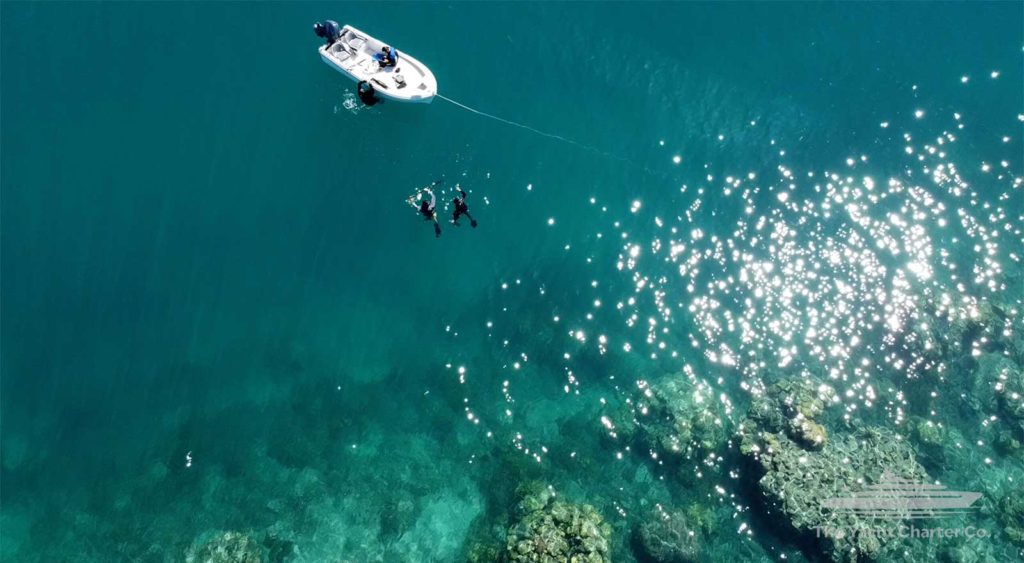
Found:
[435,94,595,151]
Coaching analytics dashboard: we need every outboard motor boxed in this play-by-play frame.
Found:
[313,20,341,45]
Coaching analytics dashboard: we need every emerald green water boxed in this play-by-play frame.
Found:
[2,2,1022,561]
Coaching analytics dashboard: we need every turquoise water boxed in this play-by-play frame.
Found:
[2,2,1022,562]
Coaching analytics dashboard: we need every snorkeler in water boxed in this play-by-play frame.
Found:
[409,186,441,237]
[451,188,477,228]
[357,80,379,106]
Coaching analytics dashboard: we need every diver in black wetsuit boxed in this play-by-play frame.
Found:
[451,188,477,228]
[410,187,441,237]
[357,81,379,106]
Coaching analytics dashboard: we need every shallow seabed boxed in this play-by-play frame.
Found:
[2,2,1023,562]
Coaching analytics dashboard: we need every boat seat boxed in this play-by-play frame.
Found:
[347,37,366,52]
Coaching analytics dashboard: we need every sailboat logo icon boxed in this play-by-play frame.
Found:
[822,471,982,520]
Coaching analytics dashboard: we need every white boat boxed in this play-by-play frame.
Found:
[318,24,437,104]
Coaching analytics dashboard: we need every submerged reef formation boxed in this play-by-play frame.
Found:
[905,415,957,470]
[902,292,1021,369]
[503,483,612,563]
[995,493,1024,547]
[742,425,928,561]
[631,506,708,563]
[974,353,1024,442]
[906,293,1024,464]
[739,379,929,562]
[611,372,732,466]
[746,377,836,451]
[908,295,1024,434]
[185,531,266,563]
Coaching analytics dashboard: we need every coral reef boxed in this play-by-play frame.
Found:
[996,493,1024,547]
[466,539,503,563]
[378,497,417,544]
[937,542,1004,563]
[745,378,836,451]
[514,482,557,517]
[971,353,1024,443]
[632,507,705,563]
[504,483,611,563]
[749,378,835,450]
[613,374,731,463]
[789,418,829,451]
[910,295,1021,366]
[994,363,1024,435]
[739,421,929,562]
[185,531,267,563]
[906,415,953,470]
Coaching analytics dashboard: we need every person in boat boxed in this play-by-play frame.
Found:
[451,188,477,228]
[409,187,441,237]
[357,81,379,106]
[375,45,398,68]
[313,20,341,48]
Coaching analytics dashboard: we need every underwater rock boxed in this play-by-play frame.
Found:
[995,367,1024,426]
[379,497,417,543]
[605,399,639,445]
[937,541,1002,563]
[789,417,828,450]
[748,378,836,449]
[996,493,1024,547]
[739,424,929,562]
[514,481,557,517]
[185,531,267,563]
[632,508,704,563]
[908,416,945,448]
[461,495,510,563]
[504,484,611,563]
[619,375,730,462]
[907,416,950,469]
[915,295,1011,358]
[466,540,503,562]
[918,289,1024,353]
[993,429,1023,457]
[901,294,1023,393]
[771,378,836,421]
[973,353,1024,441]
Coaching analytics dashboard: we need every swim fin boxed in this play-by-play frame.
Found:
[470,219,478,228]
[434,223,442,237]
